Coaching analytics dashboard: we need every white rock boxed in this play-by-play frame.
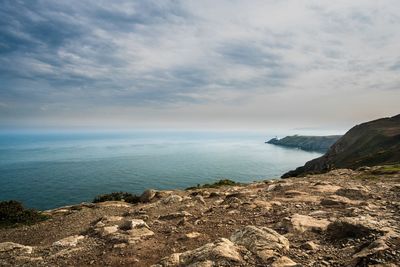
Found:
[283,214,329,233]
[158,238,243,266]
[162,195,183,204]
[271,256,298,267]
[230,226,289,262]
[52,235,85,247]
[0,242,33,254]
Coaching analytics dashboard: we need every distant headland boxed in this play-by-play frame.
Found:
[266,135,342,152]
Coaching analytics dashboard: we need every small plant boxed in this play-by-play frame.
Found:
[0,200,48,228]
[92,192,140,204]
[186,179,241,190]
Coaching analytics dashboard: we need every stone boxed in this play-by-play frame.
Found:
[162,195,183,205]
[158,238,243,267]
[320,195,353,206]
[119,219,150,231]
[301,241,319,251]
[283,214,329,233]
[52,235,85,247]
[271,256,298,267]
[185,232,201,239]
[140,189,157,203]
[0,242,33,254]
[159,211,192,220]
[230,226,289,262]
[103,225,119,235]
[127,227,155,243]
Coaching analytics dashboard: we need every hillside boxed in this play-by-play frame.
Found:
[266,135,342,152]
[282,114,400,178]
[0,168,399,266]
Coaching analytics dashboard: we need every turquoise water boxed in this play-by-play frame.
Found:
[0,131,322,210]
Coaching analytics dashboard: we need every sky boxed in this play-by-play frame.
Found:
[0,0,399,133]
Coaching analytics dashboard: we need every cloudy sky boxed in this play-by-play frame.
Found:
[1,0,399,132]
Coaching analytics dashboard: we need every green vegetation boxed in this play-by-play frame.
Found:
[371,164,400,175]
[92,192,141,204]
[0,200,48,228]
[186,179,240,190]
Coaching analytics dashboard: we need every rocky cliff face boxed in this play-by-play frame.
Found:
[266,135,342,152]
[1,167,399,266]
[282,114,400,178]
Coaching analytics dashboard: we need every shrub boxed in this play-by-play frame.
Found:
[92,192,140,204]
[186,179,240,190]
[0,200,48,227]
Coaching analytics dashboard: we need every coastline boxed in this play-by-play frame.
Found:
[1,167,399,266]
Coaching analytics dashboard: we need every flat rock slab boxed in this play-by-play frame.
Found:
[283,214,329,233]
[157,238,243,267]
[0,242,33,254]
[52,235,85,247]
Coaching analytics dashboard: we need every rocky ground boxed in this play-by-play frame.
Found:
[0,167,399,267]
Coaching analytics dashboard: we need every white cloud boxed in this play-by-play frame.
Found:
[0,0,399,130]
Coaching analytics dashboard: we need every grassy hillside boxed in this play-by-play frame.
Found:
[282,114,400,178]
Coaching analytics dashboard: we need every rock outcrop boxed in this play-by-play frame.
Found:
[0,167,399,266]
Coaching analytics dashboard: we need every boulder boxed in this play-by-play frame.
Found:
[230,226,289,262]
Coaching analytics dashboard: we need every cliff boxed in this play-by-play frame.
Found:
[282,114,400,178]
[266,135,342,152]
[0,167,399,266]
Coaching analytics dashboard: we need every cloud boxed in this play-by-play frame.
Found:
[0,0,399,130]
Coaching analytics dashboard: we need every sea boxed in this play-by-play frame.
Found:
[0,131,323,210]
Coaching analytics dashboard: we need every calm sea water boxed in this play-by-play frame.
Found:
[0,131,322,210]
